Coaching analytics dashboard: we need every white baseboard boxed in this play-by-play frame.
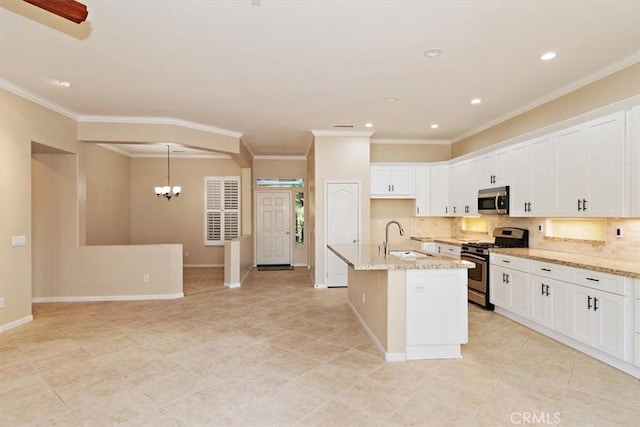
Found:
[0,315,33,333]
[314,283,327,289]
[224,282,241,289]
[347,299,407,361]
[32,293,184,303]
[184,264,223,267]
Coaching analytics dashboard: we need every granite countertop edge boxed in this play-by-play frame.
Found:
[327,244,473,271]
[491,248,640,279]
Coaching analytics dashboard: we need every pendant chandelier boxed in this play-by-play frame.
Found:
[154,145,181,200]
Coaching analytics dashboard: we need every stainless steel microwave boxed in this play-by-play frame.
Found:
[478,186,509,215]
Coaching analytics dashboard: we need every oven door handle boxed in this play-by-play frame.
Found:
[462,253,487,262]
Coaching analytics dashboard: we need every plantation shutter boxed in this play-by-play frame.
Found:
[204,176,240,245]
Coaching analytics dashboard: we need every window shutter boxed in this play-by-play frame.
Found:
[204,176,240,245]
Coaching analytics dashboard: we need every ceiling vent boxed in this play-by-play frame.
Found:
[333,124,354,128]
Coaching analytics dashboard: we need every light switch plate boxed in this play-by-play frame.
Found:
[0,297,5,308]
[11,235,26,246]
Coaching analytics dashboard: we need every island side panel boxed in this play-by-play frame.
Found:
[386,269,407,357]
[347,267,389,352]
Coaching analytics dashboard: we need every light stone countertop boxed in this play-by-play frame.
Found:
[328,244,474,271]
[410,236,493,246]
[491,248,640,279]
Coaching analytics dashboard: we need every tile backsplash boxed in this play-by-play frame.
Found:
[411,216,640,262]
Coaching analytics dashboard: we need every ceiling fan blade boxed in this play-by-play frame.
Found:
[23,0,88,24]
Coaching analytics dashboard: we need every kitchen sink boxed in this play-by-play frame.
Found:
[389,250,431,260]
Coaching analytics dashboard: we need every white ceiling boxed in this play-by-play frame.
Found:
[1,0,639,157]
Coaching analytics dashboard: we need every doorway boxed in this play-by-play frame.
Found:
[325,182,359,287]
[255,191,292,266]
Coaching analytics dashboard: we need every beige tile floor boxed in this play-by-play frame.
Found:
[2,267,640,426]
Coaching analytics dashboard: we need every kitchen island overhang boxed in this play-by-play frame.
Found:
[328,244,473,361]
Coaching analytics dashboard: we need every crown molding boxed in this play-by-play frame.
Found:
[96,143,231,159]
[253,155,306,161]
[0,79,78,120]
[311,130,374,137]
[371,138,451,145]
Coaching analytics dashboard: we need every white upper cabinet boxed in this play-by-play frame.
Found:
[554,111,626,217]
[554,124,587,215]
[508,142,531,216]
[371,165,416,198]
[414,166,430,216]
[629,106,640,217]
[449,161,475,216]
[509,135,555,217]
[473,149,510,188]
[429,164,450,216]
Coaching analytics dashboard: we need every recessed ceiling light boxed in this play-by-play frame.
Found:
[540,51,557,61]
[386,97,398,103]
[430,123,439,129]
[470,98,482,105]
[365,122,374,128]
[424,49,443,58]
[56,80,72,88]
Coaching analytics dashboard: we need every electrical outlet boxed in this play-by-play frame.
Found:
[0,297,4,308]
[185,251,190,257]
[144,274,150,282]
[538,224,544,233]
[616,228,623,238]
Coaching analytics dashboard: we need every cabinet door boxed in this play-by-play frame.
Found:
[490,266,509,308]
[570,285,595,346]
[548,279,570,336]
[530,135,555,216]
[631,106,640,217]
[406,271,465,345]
[493,149,510,187]
[371,167,391,196]
[508,269,530,319]
[509,142,532,216]
[555,125,587,216]
[584,111,626,217]
[472,154,494,188]
[389,167,415,197]
[594,289,626,359]
[448,162,463,216]
[414,167,429,216]
[430,165,450,216]
[530,277,549,325]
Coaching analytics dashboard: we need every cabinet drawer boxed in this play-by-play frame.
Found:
[635,279,640,299]
[635,301,640,333]
[490,254,528,272]
[569,268,628,296]
[636,333,640,367]
[530,260,569,281]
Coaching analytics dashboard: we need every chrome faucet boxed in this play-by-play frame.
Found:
[383,220,404,256]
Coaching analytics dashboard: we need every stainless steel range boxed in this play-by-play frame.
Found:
[461,227,529,310]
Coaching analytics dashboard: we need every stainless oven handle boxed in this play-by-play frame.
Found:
[495,193,500,213]
[461,253,487,262]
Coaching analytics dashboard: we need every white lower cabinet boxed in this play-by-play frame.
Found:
[491,254,636,375]
[405,270,468,359]
[530,276,570,336]
[570,284,626,360]
[436,243,460,258]
[490,259,529,319]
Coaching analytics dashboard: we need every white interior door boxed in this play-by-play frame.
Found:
[326,182,359,287]
[256,191,291,265]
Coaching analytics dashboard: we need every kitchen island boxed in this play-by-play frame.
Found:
[328,244,473,361]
